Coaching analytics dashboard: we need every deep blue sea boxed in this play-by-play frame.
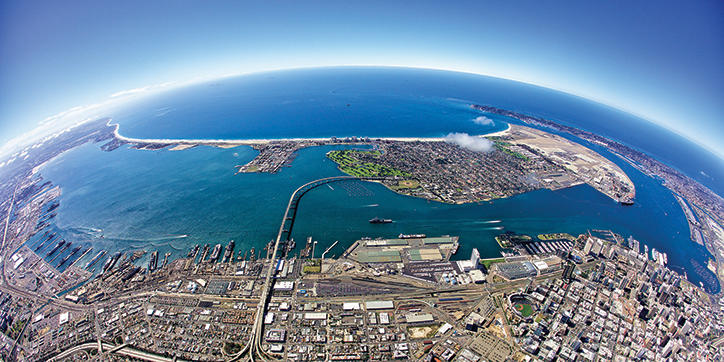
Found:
[31,67,723,293]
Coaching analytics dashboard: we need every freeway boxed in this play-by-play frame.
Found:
[48,341,177,362]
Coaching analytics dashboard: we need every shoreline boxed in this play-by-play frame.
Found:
[109,120,509,146]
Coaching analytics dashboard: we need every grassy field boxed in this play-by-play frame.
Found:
[496,233,532,248]
[303,259,321,274]
[494,140,529,161]
[538,233,575,241]
[390,179,420,190]
[513,303,534,317]
[327,150,412,178]
[481,258,505,269]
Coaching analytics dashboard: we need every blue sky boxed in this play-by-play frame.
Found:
[1,1,723,157]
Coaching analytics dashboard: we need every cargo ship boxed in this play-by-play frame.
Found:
[370,217,393,224]
[222,240,235,263]
[86,250,106,269]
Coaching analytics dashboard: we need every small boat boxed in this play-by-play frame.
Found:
[369,217,393,224]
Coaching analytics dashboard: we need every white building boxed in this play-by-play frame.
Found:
[457,248,481,272]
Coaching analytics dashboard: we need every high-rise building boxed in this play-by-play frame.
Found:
[470,248,480,266]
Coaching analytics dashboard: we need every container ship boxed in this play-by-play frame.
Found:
[369,217,393,224]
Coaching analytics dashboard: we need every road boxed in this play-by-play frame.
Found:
[49,341,176,362]
[244,176,383,360]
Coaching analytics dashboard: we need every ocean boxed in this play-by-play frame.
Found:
[31,67,723,293]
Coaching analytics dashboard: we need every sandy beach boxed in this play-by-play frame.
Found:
[110,120,509,147]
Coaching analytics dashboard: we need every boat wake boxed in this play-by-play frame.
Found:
[109,234,188,243]
[469,220,502,224]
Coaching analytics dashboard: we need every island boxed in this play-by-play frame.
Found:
[324,124,634,204]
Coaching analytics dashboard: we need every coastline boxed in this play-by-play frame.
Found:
[8,115,717,297]
[109,119,509,147]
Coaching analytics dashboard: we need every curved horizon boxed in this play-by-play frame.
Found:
[3,65,724,163]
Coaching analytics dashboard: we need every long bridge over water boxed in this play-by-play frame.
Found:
[237,175,389,361]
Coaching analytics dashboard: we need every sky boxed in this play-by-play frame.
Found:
[1,1,723,157]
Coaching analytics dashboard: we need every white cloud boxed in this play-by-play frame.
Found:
[472,115,493,126]
[110,86,152,98]
[444,132,493,152]
[0,80,195,158]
